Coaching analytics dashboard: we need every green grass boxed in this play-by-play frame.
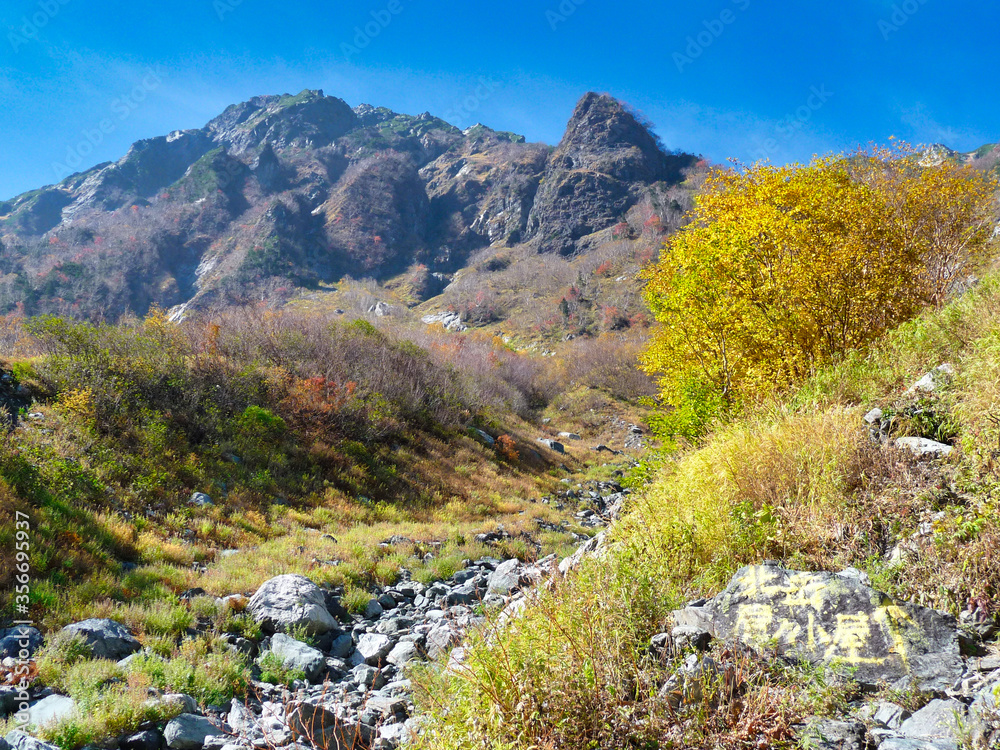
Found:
[412,268,1000,749]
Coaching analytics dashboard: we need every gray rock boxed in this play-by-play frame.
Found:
[287,702,373,750]
[356,633,393,666]
[266,634,326,683]
[0,627,43,660]
[248,575,338,635]
[557,432,582,440]
[670,625,711,652]
[164,714,225,750]
[863,408,884,425]
[61,619,141,660]
[873,702,911,730]
[908,365,955,395]
[329,632,355,659]
[426,623,460,660]
[121,730,164,750]
[897,699,966,749]
[377,721,411,747]
[226,702,258,737]
[878,739,957,750]
[364,599,384,620]
[487,559,523,596]
[895,437,954,458]
[189,492,214,507]
[470,428,495,447]
[707,564,963,691]
[798,719,869,750]
[537,438,565,454]
[386,641,419,667]
[26,694,76,729]
[351,664,387,690]
[4,732,60,750]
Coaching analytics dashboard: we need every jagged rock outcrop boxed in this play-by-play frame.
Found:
[524,92,698,254]
[206,90,359,155]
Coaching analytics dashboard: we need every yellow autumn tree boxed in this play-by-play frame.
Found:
[641,145,997,434]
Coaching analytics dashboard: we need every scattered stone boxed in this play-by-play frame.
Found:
[421,311,467,332]
[4,732,60,750]
[287,702,372,750]
[164,715,225,750]
[895,437,954,458]
[798,719,869,750]
[386,641,419,667]
[873,702,911,730]
[863,408,884,425]
[470,428,495,446]
[907,364,955,395]
[896,699,966,747]
[356,633,393,666]
[0,627,43,660]
[248,575,338,635]
[557,432,581,440]
[266,634,327,683]
[670,625,712,652]
[61,619,141,661]
[121,730,165,750]
[188,492,214,507]
[536,438,565,454]
[26,695,76,729]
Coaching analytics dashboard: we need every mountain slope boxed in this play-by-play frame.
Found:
[0,90,702,325]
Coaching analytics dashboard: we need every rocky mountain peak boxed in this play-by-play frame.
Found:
[206,89,358,155]
[525,92,697,254]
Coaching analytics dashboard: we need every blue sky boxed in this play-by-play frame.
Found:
[0,0,996,199]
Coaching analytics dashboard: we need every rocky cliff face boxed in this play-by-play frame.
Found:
[0,90,700,320]
[526,93,697,254]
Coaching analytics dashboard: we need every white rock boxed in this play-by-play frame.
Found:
[248,574,337,635]
[26,695,76,729]
[895,437,954,458]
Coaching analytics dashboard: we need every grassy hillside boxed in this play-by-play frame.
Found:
[0,306,655,633]
[413,268,1000,749]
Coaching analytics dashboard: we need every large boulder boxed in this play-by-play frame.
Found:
[265,633,326,683]
[693,563,963,691]
[61,619,141,661]
[248,575,338,635]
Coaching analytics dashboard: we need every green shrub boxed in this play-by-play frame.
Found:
[258,652,306,687]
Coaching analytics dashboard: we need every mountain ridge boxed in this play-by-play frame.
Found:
[0,89,701,323]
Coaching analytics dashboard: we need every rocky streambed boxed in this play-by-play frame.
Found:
[0,481,630,750]
[5,465,1000,750]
